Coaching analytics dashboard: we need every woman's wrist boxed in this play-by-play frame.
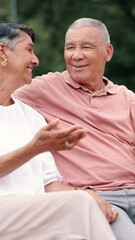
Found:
[74,185,95,191]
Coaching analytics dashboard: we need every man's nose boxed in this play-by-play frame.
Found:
[72,49,84,60]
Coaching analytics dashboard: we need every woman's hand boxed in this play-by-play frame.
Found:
[31,118,87,154]
[85,189,119,223]
[0,118,87,178]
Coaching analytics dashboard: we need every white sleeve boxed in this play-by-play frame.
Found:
[40,151,62,186]
[31,107,63,185]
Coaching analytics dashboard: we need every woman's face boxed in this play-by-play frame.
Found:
[5,32,39,88]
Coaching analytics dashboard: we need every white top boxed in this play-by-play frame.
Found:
[0,99,62,195]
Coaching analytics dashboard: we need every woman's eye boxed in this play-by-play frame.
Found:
[28,48,32,53]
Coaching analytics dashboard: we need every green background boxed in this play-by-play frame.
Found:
[1,0,135,91]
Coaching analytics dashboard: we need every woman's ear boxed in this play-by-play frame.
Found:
[0,43,7,59]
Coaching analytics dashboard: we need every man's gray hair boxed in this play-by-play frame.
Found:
[67,18,110,44]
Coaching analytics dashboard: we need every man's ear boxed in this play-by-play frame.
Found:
[106,44,114,62]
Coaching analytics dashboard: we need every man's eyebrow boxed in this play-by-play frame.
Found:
[65,42,74,45]
[82,42,95,45]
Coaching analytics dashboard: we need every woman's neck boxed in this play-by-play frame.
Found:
[0,89,14,106]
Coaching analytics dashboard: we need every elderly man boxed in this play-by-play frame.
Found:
[14,18,135,240]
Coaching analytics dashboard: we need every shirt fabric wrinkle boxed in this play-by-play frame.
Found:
[13,70,135,191]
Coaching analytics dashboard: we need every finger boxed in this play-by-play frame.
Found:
[107,206,119,223]
[56,127,87,141]
[64,140,79,149]
[45,118,59,131]
[65,125,85,134]
[68,129,87,141]
[109,210,119,223]
[62,129,87,149]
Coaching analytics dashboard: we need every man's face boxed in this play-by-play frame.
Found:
[64,26,113,86]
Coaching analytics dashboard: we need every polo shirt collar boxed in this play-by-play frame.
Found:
[62,70,116,95]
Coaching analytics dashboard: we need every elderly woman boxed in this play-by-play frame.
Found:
[0,23,116,240]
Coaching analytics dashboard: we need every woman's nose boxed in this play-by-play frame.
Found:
[32,54,39,66]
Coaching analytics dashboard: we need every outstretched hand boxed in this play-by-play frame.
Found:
[31,118,87,154]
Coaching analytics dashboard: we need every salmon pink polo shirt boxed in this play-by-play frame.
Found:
[13,70,135,191]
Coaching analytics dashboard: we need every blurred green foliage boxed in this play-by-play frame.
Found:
[1,0,135,91]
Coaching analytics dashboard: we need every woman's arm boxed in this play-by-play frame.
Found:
[0,118,87,177]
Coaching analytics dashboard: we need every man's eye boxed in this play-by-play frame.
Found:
[83,46,92,49]
[66,47,74,50]
[65,45,75,50]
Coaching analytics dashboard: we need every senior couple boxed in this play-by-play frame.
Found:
[0,17,135,240]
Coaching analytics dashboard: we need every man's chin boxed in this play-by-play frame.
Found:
[71,74,86,83]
